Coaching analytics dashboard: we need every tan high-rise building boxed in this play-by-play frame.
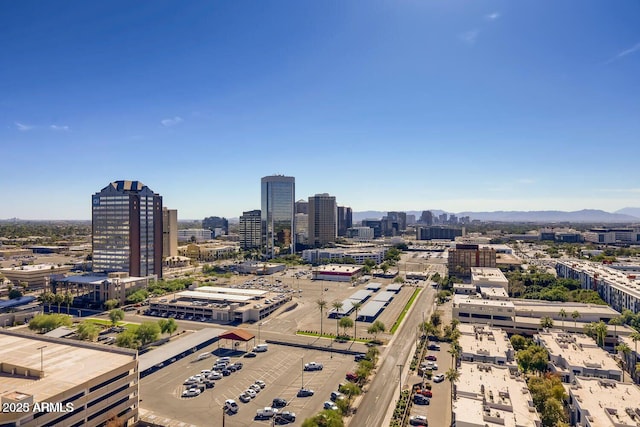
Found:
[448,244,496,277]
[163,208,178,258]
[308,193,337,247]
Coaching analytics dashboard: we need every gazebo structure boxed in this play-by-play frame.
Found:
[217,329,256,354]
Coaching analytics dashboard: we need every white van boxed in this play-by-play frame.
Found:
[253,344,268,352]
[196,352,212,361]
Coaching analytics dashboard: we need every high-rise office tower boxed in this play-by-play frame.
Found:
[337,206,353,237]
[92,180,163,277]
[162,208,178,258]
[420,210,433,225]
[308,193,337,247]
[387,211,407,232]
[261,175,295,258]
[239,210,262,250]
[295,199,309,215]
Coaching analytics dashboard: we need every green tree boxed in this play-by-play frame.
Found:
[76,321,99,341]
[510,334,529,352]
[53,292,64,313]
[136,321,161,346]
[38,291,54,313]
[559,309,567,331]
[445,367,460,419]
[629,331,640,355]
[339,316,354,337]
[351,302,362,341]
[339,381,362,413]
[316,299,327,337]
[332,301,343,337]
[571,310,581,331]
[64,292,73,314]
[104,299,119,310]
[301,410,344,427]
[367,320,385,340]
[109,309,125,327]
[616,343,632,382]
[540,317,554,330]
[158,318,178,337]
[28,313,72,333]
[609,316,622,339]
[594,321,608,347]
[116,330,139,349]
[528,375,567,426]
[8,288,23,299]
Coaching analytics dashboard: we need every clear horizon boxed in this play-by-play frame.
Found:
[2,1,639,220]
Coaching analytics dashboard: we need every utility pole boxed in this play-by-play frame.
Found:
[301,357,304,388]
[397,364,403,399]
[37,345,47,377]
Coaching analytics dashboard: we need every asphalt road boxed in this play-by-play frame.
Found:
[350,285,436,427]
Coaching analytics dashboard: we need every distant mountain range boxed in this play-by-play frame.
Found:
[353,208,640,223]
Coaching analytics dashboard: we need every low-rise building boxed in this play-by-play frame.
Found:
[236,262,285,275]
[458,324,515,365]
[471,267,509,290]
[177,228,212,242]
[0,330,138,427]
[534,331,622,383]
[302,247,387,265]
[51,273,153,308]
[178,243,238,262]
[568,376,640,427]
[453,362,541,427]
[0,264,73,289]
[311,264,364,282]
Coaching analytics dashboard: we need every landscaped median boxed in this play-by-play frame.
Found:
[390,288,421,334]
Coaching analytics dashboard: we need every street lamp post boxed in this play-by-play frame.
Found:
[397,364,403,399]
[258,322,262,343]
[222,405,225,427]
[37,345,47,376]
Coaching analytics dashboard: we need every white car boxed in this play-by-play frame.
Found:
[304,362,324,371]
[433,374,445,383]
[207,371,223,380]
[239,392,251,403]
[225,399,239,413]
[254,379,266,388]
[323,401,338,411]
[249,383,261,393]
[256,407,278,418]
[182,388,201,397]
[245,389,257,398]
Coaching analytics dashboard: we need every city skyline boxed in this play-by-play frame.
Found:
[2,1,640,220]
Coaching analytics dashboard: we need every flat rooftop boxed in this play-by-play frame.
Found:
[56,274,147,284]
[196,286,267,296]
[453,294,515,309]
[454,362,540,427]
[0,331,136,403]
[471,267,509,286]
[536,331,620,372]
[0,264,70,272]
[569,376,640,426]
[173,290,254,303]
[314,264,363,273]
[458,324,513,360]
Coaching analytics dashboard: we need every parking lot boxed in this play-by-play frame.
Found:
[140,340,359,426]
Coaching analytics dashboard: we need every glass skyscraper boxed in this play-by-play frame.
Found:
[261,175,295,259]
[92,180,163,277]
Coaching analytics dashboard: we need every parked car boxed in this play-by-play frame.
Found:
[221,369,232,376]
[245,389,257,398]
[225,399,239,413]
[409,415,428,426]
[433,374,445,383]
[244,351,257,358]
[230,362,243,370]
[304,362,324,371]
[249,383,261,393]
[427,343,440,351]
[275,411,296,424]
[254,379,266,389]
[239,392,251,403]
[207,371,223,380]
[256,407,278,419]
[415,389,433,398]
[425,355,437,361]
[297,388,314,397]
[346,372,358,381]
[354,353,367,362]
[413,394,430,405]
[330,391,345,401]
[272,398,287,408]
[323,401,338,411]
[182,388,201,398]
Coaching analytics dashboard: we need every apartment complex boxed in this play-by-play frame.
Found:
[239,210,262,250]
[0,330,139,427]
[567,376,640,427]
[92,180,163,278]
[556,260,640,313]
[458,324,515,365]
[448,244,496,277]
[534,331,622,383]
[454,362,541,427]
[302,246,388,265]
[261,175,295,258]
[307,193,337,247]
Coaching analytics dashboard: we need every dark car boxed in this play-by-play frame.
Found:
[275,411,296,424]
[272,398,287,408]
[244,352,257,358]
[413,394,430,405]
[427,343,441,351]
[231,362,243,370]
[354,354,367,362]
[227,364,238,372]
[297,388,314,397]
[221,369,232,376]
[425,355,437,361]
[346,372,358,381]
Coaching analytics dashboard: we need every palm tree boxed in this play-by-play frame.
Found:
[332,301,343,337]
[540,317,554,331]
[630,331,640,355]
[38,291,54,313]
[445,367,460,424]
[64,292,73,314]
[316,299,327,337]
[559,309,567,332]
[54,293,64,313]
[571,310,581,332]
[609,317,622,340]
[352,302,362,341]
[448,341,461,369]
[594,321,608,348]
[616,343,632,382]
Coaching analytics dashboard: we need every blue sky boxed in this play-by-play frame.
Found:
[2,1,639,220]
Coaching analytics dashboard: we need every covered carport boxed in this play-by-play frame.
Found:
[217,328,256,354]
